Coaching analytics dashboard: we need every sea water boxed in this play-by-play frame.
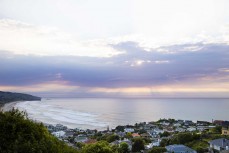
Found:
[12,98,229,130]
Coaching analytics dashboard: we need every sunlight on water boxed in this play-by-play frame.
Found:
[14,98,229,130]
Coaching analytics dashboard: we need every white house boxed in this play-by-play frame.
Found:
[173,123,181,127]
[52,131,65,138]
[124,128,134,133]
[187,127,197,132]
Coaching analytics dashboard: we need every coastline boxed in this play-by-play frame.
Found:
[0,101,21,112]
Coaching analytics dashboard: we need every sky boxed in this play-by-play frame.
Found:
[0,0,229,98]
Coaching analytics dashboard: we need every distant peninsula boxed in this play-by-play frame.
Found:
[0,91,41,106]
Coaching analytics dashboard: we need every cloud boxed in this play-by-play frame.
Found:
[1,41,229,92]
[0,19,120,57]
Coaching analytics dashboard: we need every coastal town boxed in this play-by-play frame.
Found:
[1,92,229,152]
[45,118,229,153]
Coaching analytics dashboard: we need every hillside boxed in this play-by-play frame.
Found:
[0,91,41,105]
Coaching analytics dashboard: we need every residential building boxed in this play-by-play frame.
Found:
[222,121,229,127]
[140,133,151,139]
[52,131,65,138]
[177,120,184,124]
[197,120,210,126]
[173,123,181,127]
[166,144,197,153]
[184,120,194,126]
[132,133,140,138]
[214,120,224,126]
[187,127,197,132]
[64,131,74,137]
[222,127,229,136]
[175,127,186,132]
[110,139,132,150]
[209,138,229,151]
[124,128,134,133]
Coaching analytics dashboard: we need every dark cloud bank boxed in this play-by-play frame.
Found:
[0,42,229,97]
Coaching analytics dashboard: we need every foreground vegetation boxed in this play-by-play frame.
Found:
[0,109,135,153]
[0,109,78,153]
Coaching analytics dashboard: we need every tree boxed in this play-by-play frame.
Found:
[159,139,169,147]
[106,134,119,143]
[76,142,85,149]
[211,126,222,134]
[132,138,145,152]
[125,132,133,139]
[116,126,125,132]
[0,109,78,153]
[148,147,166,153]
[119,142,130,153]
[81,141,113,153]
[160,131,170,137]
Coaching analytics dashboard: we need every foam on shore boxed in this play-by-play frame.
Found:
[13,100,108,130]
[2,101,19,111]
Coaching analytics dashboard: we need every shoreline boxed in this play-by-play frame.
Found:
[0,101,22,112]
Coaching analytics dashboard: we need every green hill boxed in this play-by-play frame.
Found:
[0,109,78,153]
[0,91,41,105]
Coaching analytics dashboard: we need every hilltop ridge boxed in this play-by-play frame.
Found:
[0,91,41,105]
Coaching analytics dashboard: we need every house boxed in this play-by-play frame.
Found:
[184,120,194,126]
[214,120,224,126]
[143,123,156,130]
[197,120,210,126]
[175,127,186,132]
[166,144,197,153]
[145,143,153,150]
[153,128,164,135]
[65,131,75,137]
[209,138,229,151]
[116,131,126,137]
[151,128,164,138]
[140,133,151,139]
[44,123,55,132]
[187,127,197,132]
[173,123,181,127]
[52,131,65,138]
[160,121,170,126]
[55,124,67,131]
[222,127,229,135]
[222,121,229,127]
[177,120,184,124]
[132,133,140,138]
[151,139,161,147]
[110,139,132,150]
[164,127,174,133]
[110,140,119,145]
[124,128,134,133]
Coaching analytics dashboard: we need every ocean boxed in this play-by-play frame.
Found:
[7,98,229,130]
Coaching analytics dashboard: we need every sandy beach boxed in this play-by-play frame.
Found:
[1,101,21,112]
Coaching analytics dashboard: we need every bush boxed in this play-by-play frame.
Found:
[148,147,166,153]
[0,109,78,153]
[81,141,113,153]
[132,138,145,152]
